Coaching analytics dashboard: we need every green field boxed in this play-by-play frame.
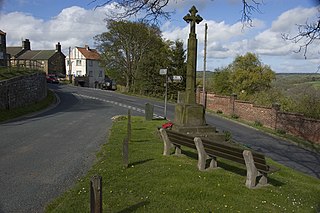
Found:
[46,116,320,213]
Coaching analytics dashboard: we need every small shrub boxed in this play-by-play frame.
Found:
[276,129,286,135]
[254,121,263,127]
[223,130,232,141]
[231,114,239,119]
[216,110,223,114]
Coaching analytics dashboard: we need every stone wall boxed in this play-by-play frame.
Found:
[0,72,47,110]
[198,91,320,144]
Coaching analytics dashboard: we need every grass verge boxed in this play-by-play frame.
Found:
[0,67,43,80]
[46,116,320,213]
[0,90,55,122]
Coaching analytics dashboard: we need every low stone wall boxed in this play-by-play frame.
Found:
[0,72,47,110]
[199,91,320,144]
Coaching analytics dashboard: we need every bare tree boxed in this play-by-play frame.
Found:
[90,0,263,24]
[90,0,172,23]
[240,0,263,26]
[282,16,320,59]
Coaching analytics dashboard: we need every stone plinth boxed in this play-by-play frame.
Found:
[174,103,205,127]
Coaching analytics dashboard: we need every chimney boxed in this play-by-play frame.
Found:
[56,42,61,52]
[22,39,31,50]
[85,45,90,50]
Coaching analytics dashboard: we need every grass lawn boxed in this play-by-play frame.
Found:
[0,90,55,122]
[46,116,320,213]
[0,67,43,80]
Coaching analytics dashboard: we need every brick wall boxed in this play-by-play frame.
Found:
[0,72,47,109]
[198,91,320,144]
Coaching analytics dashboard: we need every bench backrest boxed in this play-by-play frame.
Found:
[201,138,269,173]
[164,129,269,173]
[166,130,196,149]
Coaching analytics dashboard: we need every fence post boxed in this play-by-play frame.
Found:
[145,103,153,120]
[90,175,102,213]
[272,103,281,130]
[127,109,131,142]
[123,109,131,168]
[230,93,237,115]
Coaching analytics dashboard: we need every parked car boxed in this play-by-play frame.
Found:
[46,74,59,84]
[101,78,117,90]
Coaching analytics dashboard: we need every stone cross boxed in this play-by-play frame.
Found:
[183,6,203,36]
[183,6,203,104]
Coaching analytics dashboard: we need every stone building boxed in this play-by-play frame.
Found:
[7,39,66,75]
[0,30,7,67]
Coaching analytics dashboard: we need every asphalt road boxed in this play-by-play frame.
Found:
[0,84,319,212]
[0,85,145,213]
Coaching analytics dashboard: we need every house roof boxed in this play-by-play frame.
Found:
[0,30,6,35]
[77,47,101,60]
[7,47,23,57]
[17,50,57,60]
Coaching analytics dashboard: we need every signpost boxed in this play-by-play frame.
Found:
[172,75,183,83]
[160,69,168,119]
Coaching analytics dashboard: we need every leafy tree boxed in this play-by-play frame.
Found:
[230,52,275,98]
[95,20,162,92]
[134,37,171,96]
[212,52,275,99]
[168,40,187,98]
[283,84,320,119]
[212,67,232,95]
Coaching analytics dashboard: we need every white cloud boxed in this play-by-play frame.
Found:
[0,3,122,53]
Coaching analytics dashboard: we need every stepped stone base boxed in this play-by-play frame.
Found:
[173,103,226,142]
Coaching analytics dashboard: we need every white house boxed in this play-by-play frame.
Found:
[66,45,104,87]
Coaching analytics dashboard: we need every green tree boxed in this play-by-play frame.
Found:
[95,20,162,92]
[230,53,275,99]
[134,38,171,96]
[168,40,187,99]
[212,67,232,95]
[212,52,276,99]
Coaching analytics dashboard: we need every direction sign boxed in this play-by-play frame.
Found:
[172,75,183,82]
[159,69,167,75]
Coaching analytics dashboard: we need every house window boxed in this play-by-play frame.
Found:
[89,60,93,66]
[76,60,81,66]
[76,70,82,76]
[99,71,103,77]
[89,71,93,77]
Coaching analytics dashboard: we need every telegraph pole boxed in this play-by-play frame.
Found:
[68,47,72,83]
[202,23,208,108]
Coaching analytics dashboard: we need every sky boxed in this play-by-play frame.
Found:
[0,0,319,73]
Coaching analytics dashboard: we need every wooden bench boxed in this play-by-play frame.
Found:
[159,128,279,189]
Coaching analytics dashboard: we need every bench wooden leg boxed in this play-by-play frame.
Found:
[194,137,206,171]
[243,150,258,189]
[159,128,172,156]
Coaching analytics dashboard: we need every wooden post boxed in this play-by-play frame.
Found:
[123,137,129,168]
[122,109,131,168]
[90,175,102,213]
[127,109,131,143]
